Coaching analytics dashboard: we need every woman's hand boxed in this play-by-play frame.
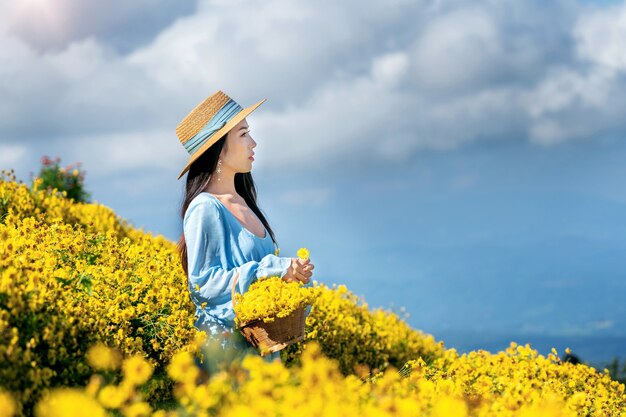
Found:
[282,257,314,284]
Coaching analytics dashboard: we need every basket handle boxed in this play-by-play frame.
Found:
[231,271,241,309]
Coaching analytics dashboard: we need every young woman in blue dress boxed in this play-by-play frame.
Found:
[175,90,314,362]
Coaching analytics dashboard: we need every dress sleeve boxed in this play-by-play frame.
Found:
[183,198,292,306]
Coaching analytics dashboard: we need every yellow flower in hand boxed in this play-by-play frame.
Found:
[297,247,310,260]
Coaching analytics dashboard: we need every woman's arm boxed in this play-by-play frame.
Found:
[183,197,292,306]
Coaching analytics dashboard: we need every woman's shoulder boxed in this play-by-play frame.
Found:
[190,191,218,205]
[184,193,223,222]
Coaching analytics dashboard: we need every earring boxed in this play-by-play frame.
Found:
[216,158,222,182]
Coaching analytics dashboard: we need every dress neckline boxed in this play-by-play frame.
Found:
[201,192,269,240]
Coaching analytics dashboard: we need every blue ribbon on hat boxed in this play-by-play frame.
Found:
[183,99,243,155]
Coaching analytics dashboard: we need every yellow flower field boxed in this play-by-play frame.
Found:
[1,168,625,416]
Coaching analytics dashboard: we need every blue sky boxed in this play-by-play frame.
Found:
[1,0,626,362]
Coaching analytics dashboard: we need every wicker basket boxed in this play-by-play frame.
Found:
[231,273,307,356]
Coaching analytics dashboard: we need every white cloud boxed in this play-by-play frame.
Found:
[43,37,109,81]
[0,144,27,168]
[68,129,186,177]
[125,0,421,107]
[409,6,503,94]
[574,2,626,71]
[1,0,196,53]
[515,1,626,147]
[2,0,626,182]
[371,52,410,87]
[522,65,623,146]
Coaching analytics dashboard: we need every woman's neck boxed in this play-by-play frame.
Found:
[205,171,237,197]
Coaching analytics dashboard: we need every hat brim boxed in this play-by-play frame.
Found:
[177,98,266,180]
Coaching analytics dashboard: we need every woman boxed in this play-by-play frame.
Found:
[175,90,314,363]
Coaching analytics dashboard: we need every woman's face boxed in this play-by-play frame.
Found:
[220,118,257,173]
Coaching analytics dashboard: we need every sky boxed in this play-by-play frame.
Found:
[1,0,626,363]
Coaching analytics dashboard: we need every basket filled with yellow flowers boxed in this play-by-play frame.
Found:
[231,248,317,356]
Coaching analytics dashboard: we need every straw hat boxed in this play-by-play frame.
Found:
[176,90,266,180]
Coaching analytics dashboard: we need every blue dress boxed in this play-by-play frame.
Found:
[183,192,292,362]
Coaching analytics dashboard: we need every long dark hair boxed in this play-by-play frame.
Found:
[177,135,278,277]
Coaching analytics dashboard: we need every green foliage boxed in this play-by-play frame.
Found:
[31,155,91,203]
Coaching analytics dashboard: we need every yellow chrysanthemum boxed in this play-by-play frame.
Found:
[97,385,127,409]
[297,247,310,260]
[233,276,318,326]
[431,395,467,417]
[121,355,153,386]
[167,351,199,383]
[0,390,16,417]
[35,388,107,417]
[121,401,152,417]
[86,343,121,371]
[85,375,103,398]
